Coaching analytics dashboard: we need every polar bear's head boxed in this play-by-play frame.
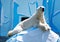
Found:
[37,6,45,23]
[37,6,45,17]
[37,6,45,14]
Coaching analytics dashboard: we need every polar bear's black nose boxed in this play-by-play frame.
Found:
[42,8,44,12]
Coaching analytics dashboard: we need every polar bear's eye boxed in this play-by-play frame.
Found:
[21,17,29,21]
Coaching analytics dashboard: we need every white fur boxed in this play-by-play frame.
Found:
[8,6,51,36]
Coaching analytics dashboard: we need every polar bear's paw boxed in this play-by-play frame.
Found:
[39,24,51,32]
[7,30,13,37]
[41,26,50,32]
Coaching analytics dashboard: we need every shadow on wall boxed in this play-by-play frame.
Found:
[0,36,9,42]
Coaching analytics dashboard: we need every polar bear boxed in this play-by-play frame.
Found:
[8,6,51,37]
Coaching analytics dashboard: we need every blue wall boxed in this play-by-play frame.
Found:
[0,0,43,36]
[1,0,13,36]
[43,0,60,35]
[0,0,60,36]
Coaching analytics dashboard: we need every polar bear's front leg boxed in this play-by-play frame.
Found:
[37,6,51,31]
[39,22,50,32]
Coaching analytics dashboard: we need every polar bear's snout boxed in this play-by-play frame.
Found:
[42,8,44,12]
[40,6,44,12]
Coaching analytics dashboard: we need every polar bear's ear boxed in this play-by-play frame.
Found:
[37,6,45,12]
[37,6,45,9]
[40,6,45,8]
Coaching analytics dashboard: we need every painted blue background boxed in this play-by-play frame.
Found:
[0,0,60,36]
